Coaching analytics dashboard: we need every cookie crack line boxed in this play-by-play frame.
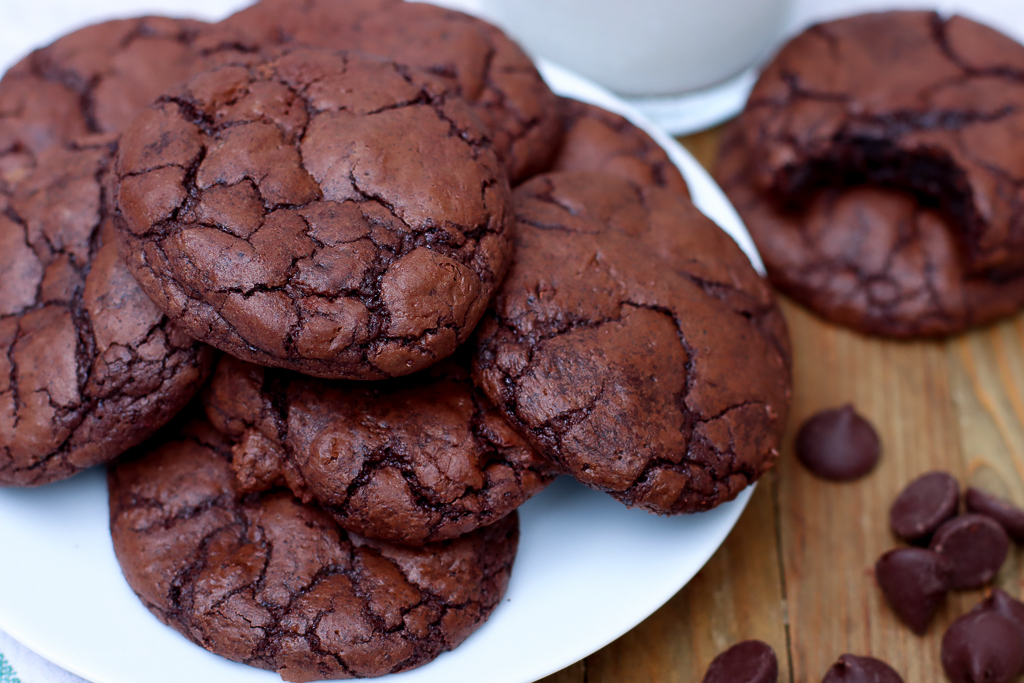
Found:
[931,12,1024,81]
[492,301,699,446]
[758,69,1018,134]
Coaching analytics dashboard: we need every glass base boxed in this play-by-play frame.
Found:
[623,68,758,136]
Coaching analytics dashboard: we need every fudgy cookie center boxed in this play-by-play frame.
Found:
[740,11,1024,273]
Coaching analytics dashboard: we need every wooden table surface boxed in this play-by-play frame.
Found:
[537,126,1024,683]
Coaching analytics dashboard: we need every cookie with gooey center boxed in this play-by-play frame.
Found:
[736,11,1024,273]
[716,125,1024,336]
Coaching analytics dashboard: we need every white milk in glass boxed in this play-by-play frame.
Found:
[479,0,794,97]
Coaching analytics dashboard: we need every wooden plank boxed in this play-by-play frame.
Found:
[945,317,1024,597]
[536,661,586,683]
[770,263,1024,682]
[776,298,972,682]
[677,127,722,172]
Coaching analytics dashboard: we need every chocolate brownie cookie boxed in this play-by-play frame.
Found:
[202,353,557,545]
[0,137,214,486]
[716,128,1024,336]
[109,418,519,681]
[222,0,562,183]
[551,98,689,197]
[737,12,1024,273]
[472,171,792,514]
[0,15,257,191]
[114,48,513,380]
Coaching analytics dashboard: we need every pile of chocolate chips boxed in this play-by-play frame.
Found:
[878,472,1024,682]
[700,487,1024,683]
[707,407,1024,683]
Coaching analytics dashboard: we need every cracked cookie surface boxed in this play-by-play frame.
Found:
[113,48,513,380]
[202,352,557,545]
[550,98,689,198]
[108,418,519,682]
[716,126,1024,336]
[737,11,1024,273]
[471,171,792,514]
[221,0,563,183]
[0,15,258,192]
[0,137,214,486]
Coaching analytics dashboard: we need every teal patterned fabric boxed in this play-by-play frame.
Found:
[0,652,21,683]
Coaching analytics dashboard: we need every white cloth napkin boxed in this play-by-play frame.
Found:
[0,629,87,683]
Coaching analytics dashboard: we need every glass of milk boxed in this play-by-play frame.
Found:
[476,0,795,133]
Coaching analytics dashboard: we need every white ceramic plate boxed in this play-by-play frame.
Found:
[0,7,764,683]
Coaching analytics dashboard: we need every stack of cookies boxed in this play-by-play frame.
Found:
[717,11,1024,338]
[0,1,792,680]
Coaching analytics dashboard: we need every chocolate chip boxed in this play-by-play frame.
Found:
[966,488,1024,543]
[701,640,778,683]
[930,514,1010,590]
[889,472,960,542]
[795,405,880,481]
[981,589,1024,638]
[941,610,1024,683]
[822,654,904,683]
[875,547,949,634]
